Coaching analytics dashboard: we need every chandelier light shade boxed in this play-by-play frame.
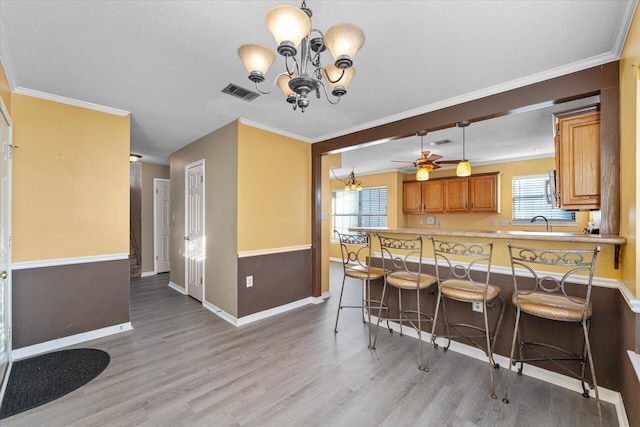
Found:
[237,0,365,112]
[456,121,472,177]
[416,166,430,181]
[323,23,365,68]
[237,44,276,79]
[265,5,311,51]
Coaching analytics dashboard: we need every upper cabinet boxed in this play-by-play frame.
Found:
[554,110,600,210]
[403,172,501,214]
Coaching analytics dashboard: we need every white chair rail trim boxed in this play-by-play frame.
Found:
[238,244,311,258]
[12,253,130,270]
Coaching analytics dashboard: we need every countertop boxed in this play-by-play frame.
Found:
[349,227,627,246]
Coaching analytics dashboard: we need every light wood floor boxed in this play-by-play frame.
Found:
[2,263,618,426]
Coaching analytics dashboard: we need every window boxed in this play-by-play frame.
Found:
[332,186,387,235]
[512,174,575,224]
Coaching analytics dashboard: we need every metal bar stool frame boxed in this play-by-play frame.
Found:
[502,242,602,423]
[424,237,505,399]
[372,234,437,370]
[333,230,388,348]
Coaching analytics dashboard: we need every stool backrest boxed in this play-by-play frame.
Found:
[334,230,372,273]
[507,242,600,316]
[430,237,494,294]
[376,234,424,279]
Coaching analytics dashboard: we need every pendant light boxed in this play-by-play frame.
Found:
[416,131,430,181]
[456,121,471,177]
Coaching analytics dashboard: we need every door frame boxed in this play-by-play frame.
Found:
[184,159,205,302]
[0,96,13,396]
[153,178,170,274]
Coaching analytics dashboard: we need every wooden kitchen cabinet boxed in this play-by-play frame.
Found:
[402,180,444,213]
[403,172,500,214]
[554,110,600,210]
[469,173,501,213]
[443,177,469,213]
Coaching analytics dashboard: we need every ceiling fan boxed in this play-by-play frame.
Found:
[391,131,461,171]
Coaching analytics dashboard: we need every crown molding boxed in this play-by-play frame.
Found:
[238,117,311,143]
[613,0,639,57]
[12,87,130,117]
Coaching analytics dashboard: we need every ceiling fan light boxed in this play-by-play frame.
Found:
[238,44,276,79]
[456,161,471,177]
[344,184,351,191]
[416,167,430,181]
[265,5,311,54]
[324,23,365,67]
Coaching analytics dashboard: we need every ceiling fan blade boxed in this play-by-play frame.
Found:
[390,160,415,163]
[436,160,462,164]
[427,154,443,162]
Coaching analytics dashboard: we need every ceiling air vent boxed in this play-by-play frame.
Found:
[222,84,259,102]
[428,139,452,146]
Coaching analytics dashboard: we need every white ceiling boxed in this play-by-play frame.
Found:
[0,1,636,168]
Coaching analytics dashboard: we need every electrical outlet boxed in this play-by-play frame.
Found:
[501,219,509,226]
[472,301,483,313]
[418,218,424,225]
[246,275,253,288]
[426,215,435,225]
[491,219,497,226]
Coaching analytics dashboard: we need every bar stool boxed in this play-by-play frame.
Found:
[372,234,437,370]
[333,230,388,347]
[424,237,505,398]
[502,242,601,422]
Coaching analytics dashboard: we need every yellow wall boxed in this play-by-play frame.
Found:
[237,123,311,251]
[0,62,10,113]
[620,8,639,298]
[141,162,170,273]
[11,93,130,262]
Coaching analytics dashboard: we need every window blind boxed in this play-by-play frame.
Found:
[512,175,574,221]
[333,187,388,234]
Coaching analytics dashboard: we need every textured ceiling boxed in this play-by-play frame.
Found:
[0,1,636,168]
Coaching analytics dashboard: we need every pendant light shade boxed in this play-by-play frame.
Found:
[416,167,430,181]
[456,161,471,177]
[456,121,472,177]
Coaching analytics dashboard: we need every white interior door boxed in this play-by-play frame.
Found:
[185,161,204,302]
[0,98,12,387]
[154,178,171,273]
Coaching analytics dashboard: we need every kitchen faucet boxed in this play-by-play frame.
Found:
[530,215,552,232]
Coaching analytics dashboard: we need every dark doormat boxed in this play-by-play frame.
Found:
[0,348,110,419]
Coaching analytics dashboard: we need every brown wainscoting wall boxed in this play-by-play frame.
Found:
[12,259,130,349]
[620,306,640,426]
[237,249,311,318]
[368,257,623,392]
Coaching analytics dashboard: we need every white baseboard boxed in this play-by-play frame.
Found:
[368,315,628,426]
[168,281,186,295]
[12,322,133,361]
[203,296,326,327]
[140,271,155,277]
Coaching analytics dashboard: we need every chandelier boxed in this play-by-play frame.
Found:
[237,1,365,112]
[332,169,362,191]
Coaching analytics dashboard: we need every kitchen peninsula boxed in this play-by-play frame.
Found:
[350,227,626,269]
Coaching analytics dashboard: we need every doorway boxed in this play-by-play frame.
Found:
[153,178,171,274]
[185,161,204,302]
